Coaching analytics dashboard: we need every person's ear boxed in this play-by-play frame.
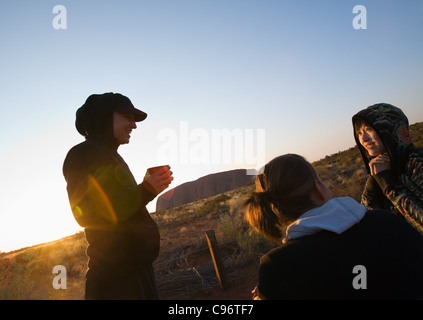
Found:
[312,179,332,206]
[313,180,326,201]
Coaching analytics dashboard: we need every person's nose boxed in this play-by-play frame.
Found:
[131,120,137,129]
[363,131,371,141]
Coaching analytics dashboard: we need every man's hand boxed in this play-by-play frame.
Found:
[369,154,391,176]
[143,165,173,195]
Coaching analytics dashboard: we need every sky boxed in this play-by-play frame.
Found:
[0,0,423,252]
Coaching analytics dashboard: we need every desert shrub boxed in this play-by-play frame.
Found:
[175,208,193,225]
[216,214,243,243]
[216,197,274,271]
[195,194,230,217]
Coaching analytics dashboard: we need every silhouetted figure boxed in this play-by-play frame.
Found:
[63,93,172,299]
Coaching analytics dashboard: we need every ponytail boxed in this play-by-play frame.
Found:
[244,191,284,243]
[244,154,317,243]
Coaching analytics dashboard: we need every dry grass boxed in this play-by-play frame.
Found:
[0,232,87,300]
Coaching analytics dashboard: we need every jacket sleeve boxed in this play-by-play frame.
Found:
[361,176,386,210]
[63,145,156,227]
[373,156,423,235]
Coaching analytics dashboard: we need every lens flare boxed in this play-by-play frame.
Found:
[86,174,118,224]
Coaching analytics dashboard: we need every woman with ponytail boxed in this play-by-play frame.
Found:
[244,154,423,299]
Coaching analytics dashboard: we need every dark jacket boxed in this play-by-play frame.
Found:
[352,103,423,235]
[63,94,160,299]
[257,209,423,300]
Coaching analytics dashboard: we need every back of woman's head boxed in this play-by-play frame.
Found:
[244,154,318,243]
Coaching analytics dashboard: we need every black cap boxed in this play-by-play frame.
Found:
[76,92,147,138]
[113,94,147,122]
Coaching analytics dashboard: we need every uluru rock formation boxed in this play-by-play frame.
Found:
[156,169,254,211]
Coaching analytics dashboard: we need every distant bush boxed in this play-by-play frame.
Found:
[215,192,274,270]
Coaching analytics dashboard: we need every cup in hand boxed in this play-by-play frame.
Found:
[144,165,173,195]
[146,165,171,178]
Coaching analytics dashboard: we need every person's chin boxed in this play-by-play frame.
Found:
[118,138,130,145]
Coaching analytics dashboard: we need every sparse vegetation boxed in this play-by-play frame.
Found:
[1,122,422,299]
[0,232,87,300]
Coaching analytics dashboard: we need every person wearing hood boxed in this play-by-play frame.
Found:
[63,93,173,300]
[244,154,423,299]
[352,103,423,235]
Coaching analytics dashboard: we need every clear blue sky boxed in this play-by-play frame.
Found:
[1,0,423,252]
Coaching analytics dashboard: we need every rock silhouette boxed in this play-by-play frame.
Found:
[156,169,254,211]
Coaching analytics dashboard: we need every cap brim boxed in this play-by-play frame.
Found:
[133,109,147,122]
[115,104,147,122]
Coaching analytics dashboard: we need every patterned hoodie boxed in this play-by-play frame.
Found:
[352,103,423,235]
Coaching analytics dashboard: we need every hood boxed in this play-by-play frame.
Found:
[75,93,120,148]
[283,197,366,243]
[352,103,415,176]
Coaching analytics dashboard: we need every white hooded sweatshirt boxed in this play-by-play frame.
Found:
[283,197,367,244]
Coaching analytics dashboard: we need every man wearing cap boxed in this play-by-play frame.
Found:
[63,92,173,299]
